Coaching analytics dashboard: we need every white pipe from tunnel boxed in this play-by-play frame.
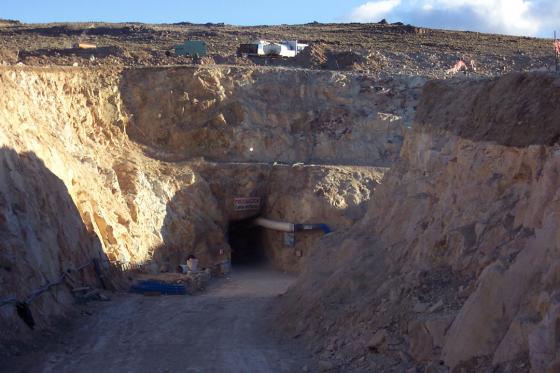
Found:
[252,217,332,234]
[253,217,294,232]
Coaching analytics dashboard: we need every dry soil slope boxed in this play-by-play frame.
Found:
[277,72,560,372]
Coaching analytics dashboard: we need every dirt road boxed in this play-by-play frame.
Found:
[5,268,313,373]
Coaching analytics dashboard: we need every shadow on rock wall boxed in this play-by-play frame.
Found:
[154,180,229,272]
[0,146,109,352]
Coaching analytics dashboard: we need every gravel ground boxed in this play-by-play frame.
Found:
[2,267,313,373]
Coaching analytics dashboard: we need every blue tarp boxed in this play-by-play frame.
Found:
[130,280,187,295]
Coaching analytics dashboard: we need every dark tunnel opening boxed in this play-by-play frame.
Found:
[228,217,266,266]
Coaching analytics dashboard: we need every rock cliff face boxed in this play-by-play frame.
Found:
[277,73,560,372]
[0,65,416,348]
[120,66,423,166]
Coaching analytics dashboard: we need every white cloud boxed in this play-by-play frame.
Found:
[434,0,537,35]
[349,0,402,22]
[347,0,560,37]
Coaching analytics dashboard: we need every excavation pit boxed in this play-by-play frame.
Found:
[0,64,402,344]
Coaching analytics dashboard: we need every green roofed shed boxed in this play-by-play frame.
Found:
[175,40,208,57]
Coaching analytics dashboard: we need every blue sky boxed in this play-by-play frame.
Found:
[2,1,559,37]
[1,1,366,25]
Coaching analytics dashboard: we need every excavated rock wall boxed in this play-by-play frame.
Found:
[261,164,386,271]
[120,66,423,166]
[0,67,197,344]
[196,162,386,271]
[277,73,560,372]
[0,65,419,348]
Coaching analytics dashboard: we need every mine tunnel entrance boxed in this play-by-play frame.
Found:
[228,217,266,266]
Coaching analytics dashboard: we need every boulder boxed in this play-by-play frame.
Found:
[408,320,434,361]
[367,329,388,351]
[424,315,454,348]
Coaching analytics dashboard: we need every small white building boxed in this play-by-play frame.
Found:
[282,40,309,55]
[252,40,269,55]
[250,39,308,57]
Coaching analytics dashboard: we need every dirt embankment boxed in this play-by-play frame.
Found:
[416,73,560,147]
[277,72,560,372]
